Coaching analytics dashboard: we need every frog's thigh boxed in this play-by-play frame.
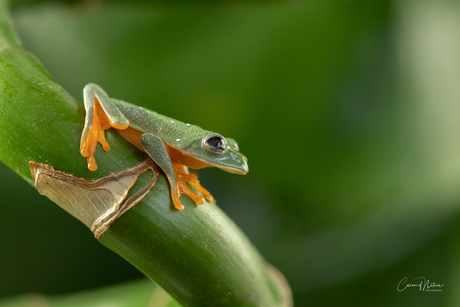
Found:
[140,133,178,196]
[83,83,129,129]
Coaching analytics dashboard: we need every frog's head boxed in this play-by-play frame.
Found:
[190,133,248,174]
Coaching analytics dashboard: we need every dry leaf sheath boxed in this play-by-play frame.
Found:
[29,159,158,238]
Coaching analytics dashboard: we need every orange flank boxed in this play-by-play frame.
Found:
[114,127,144,151]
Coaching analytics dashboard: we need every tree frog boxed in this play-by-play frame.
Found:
[80,83,248,210]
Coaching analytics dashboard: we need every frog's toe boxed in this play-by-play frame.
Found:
[80,121,101,171]
[177,178,205,206]
[172,192,185,211]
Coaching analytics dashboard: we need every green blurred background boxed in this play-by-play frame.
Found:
[1,0,459,305]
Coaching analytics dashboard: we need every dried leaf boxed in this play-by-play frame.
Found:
[29,159,159,238]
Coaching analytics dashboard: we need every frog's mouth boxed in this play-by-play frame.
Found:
[216,163,248,175]
[198,156,248,175]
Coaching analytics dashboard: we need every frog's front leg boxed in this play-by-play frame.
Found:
[140,134,214,210]
[80,83,129,171]
[174,164,216,204]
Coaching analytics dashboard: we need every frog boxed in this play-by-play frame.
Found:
[79,83,248,210]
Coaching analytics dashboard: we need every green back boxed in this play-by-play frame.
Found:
[112,99,212,150]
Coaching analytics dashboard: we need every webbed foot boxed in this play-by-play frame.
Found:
[173,164,216,207]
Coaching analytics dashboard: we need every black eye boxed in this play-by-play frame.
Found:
[204,135,227,154]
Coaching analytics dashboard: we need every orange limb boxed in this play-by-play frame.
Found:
[173,164,216,210]
[80,96,129,171]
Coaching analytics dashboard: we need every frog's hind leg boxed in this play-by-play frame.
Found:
[140,134,208,210]
[80,83,129,171]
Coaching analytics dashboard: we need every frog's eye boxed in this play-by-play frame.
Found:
[203,134,227,154]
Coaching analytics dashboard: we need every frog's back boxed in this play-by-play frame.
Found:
[112,99,211,150]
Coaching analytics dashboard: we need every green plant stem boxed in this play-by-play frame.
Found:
[100,175,286,306]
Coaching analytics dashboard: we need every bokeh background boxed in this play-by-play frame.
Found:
[1,0,460,306]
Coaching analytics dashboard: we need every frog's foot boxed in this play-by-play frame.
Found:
[172,164,216,209]
[183,172,216,204]
[80,84,129,171]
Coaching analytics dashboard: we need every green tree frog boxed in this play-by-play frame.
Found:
[80,83,248,210]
